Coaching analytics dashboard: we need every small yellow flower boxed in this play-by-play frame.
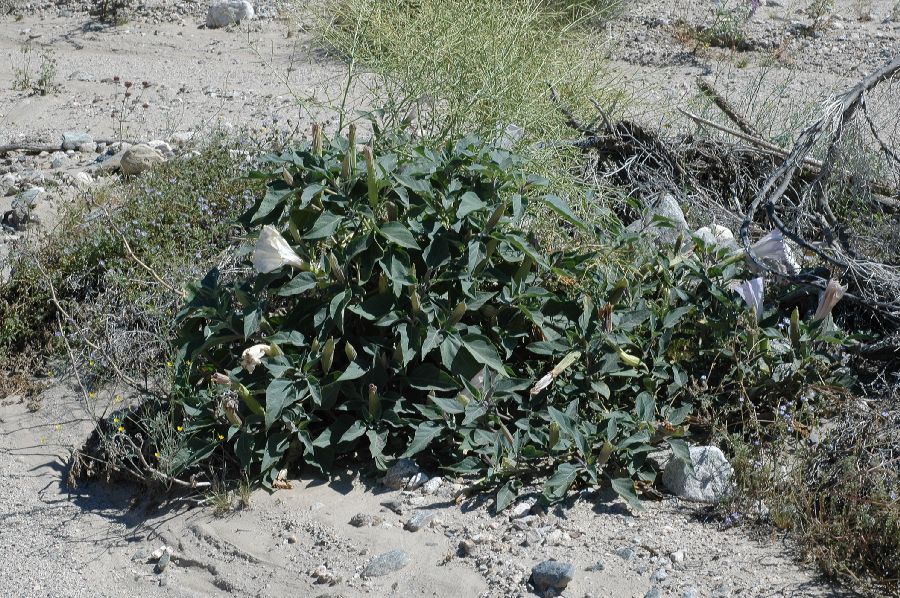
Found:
[89,392,95,399]
[217,433,225,441]
[89,360,95,367]
[54,424,61,430]
[113,417,119,423]
[114,395,122,403]
[176,425,183,432]
[118,426,125,432]
[154,452,160,458]
[166,361,173,368]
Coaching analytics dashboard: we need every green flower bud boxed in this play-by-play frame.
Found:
[378,273,389,294]
[790,306,801,349]
[312,123,323,155]
[368,383,380,418]
[364,145,378,208]
[328,252,345,284]
[608,279,628,304]
[548,422,560,448]
[410,288,421,314]
[341,149,351,180]
[484,202,506,232]
[223,399,242,427]
[282,167,294,187]
[345,340,357,362]
[448,301,467,326]
[456,393,470,407]
[348,123,358,172]
[235,384,264,416]
[321,337,335,374]
[311,337,320,352]
[617,347,642,368]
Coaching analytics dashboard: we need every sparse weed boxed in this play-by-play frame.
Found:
[12,43,60,96]
[91,0,132,25]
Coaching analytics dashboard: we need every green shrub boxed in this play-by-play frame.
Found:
[104,132,842,509]
[0,137,260,380]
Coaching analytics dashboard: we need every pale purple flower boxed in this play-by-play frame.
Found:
[748,229,800,275]
[730,277,764,321]
[812,279,846,322]
[252,225,306,273]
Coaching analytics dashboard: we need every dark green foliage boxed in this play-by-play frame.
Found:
[165,133,843,509]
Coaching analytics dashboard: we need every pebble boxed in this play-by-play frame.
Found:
[531,560,575,593]
[615,547,635,561]
[382,459,421,490]
[361,549,409,577]
[670,550,685,563]
[404,510,437,532]
[349,513,383,528]
[380,499,403,515]
[62,132,93,151]
[458,539,476,557]
[644,588,662,598]
[421,476,443,494]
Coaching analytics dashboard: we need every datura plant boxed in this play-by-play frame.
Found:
[167,132,847,510]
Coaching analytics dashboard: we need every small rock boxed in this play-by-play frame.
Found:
[662,445,733,503]
[421,476,443,494]
[120,144,165,176]
[155,549,171,574]
[681,589,700,598]
[78,142,97,154]
[380,499,403,515]
[587,559,605,572]
[644,588,662,598]
[62,132,93,151]
[287,535,298,544]
[524,530,544,547]
[350,513,383,528]
[382,459,421,490]
[625,193,688,244]
[404,510,437,532]
[670,550,685,564]
[531,560,575,593]
[652,568,667,582]
[147,140,174,158]
[406,471,429,490]
[362,549,409,577]
[458,539,476,557]
[73,172,93,187]
[206,0,255,28]
[615,547,635,561]
[510,499,536,519]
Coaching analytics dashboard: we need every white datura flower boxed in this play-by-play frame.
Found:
[730,277,764,322]
[241,344,273,374]
[812,279,846,322]
[748,229,800,275]
[252,225,306,273]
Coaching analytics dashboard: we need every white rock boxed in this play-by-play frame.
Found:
[662,445,733,503]
[148,140,174,158]
[206,1,254,28]
[509,498,536,519]
[120,144,166,176]
[694,225,737,251]
[421,476,443,495]
[406,471,429,490]
[73,172,93,187]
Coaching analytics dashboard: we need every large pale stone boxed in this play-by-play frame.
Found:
[120,144,165,176]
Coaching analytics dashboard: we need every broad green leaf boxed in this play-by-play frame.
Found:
[543,463,579,502]
[457,191,486,218]
[265,378,298,430]
[610,477,644,512]
[401,422,442,457]
[495,481,518,512]
[379,222,420,249]
[543,194,587,231]
[460,334,505,374]
[277,272,318,296]
[304,211,343,239]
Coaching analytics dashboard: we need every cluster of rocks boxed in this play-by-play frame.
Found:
[11,0,283,24]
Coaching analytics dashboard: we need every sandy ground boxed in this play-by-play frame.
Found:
[0,384,852,598]
[1,1,898,597]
